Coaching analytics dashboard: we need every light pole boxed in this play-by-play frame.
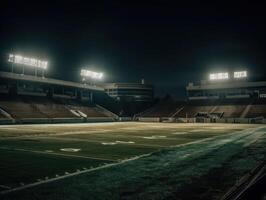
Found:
[80,69,104,103]
[8,53,48,77]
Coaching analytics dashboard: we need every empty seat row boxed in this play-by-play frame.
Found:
[175,106,214,118]
[141,101,183,117]
[212,105,247,118]
[0,101,46,119]
[0,95,112,119]
[245,105,266,118]
[139,99,266,119]
[69,105,109,118]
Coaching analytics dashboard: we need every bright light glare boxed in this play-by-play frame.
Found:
[8,54,48,69]
[209,72,229,80]
[234,71,247,78]
[80,69,103,80]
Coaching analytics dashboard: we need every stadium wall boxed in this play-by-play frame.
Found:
[135,117,266,124]
[0,117,115,125]
[0,119,15,125]
[137,117,161,122]
[118,117,132,121]
[175,118,195,123]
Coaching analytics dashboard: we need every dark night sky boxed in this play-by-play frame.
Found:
[1,1,266,98]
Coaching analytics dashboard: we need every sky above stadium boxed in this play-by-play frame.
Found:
[1,1,266,97]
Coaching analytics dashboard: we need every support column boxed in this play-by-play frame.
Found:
[76,90,82,101]
[8,82,18,97]
[47,87,54,98]
[90,92,93,103]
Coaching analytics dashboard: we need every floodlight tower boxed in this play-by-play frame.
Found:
[234,71,247,79]
[8,54,48,77]
[80,68,104,102]
[80,69,104,85]
[209,72,229,81]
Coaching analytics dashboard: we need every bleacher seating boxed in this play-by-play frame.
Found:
[93,91,122,115]
[138,98,184,117]
[34,103,75,118]
[68,105,109,118]
[54,97,112,118]
[175,105,214,118]
[245,105,266,118]
[1,93,266,121]
[19,95,77,118]
[0,95,47,119]
[0,94,115,120]
[0,101,46,119]
[0,113,7,118]
[212,105,247,118]
[138,98,266,119]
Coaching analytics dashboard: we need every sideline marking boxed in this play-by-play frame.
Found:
[0,153,152,195]
[1,125,265,195]
[0,135,166,148]
[0,147,115,162]
[60,148,81,152]
[0,185,11,189]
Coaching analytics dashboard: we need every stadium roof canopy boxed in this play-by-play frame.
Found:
[101,82,153,90]
[0,71,104,91]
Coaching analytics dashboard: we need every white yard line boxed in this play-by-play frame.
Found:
[0,125,265,195]
[0,152,152,195]
[0,185,11,190]
[0,122,124,128]
[0,135,166,148]
[0,130,113,138]
[0,122,256,130]
[0,133,168,148]
[169,126,265,148]
[43,130,112,136]
[0,147,115,162]
[38,136,166,148]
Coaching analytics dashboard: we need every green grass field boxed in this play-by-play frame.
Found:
[0,122,265,200]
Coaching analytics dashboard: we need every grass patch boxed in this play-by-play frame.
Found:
[0,149,110,189]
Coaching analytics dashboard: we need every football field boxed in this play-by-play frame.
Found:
[0,122,265,199]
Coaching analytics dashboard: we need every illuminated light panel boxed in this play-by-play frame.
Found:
[80,69,103,80]
[209,72,229,80]
[234,71,247,78]
[8,54,48,69]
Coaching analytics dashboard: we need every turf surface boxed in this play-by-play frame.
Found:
[0,122,264,199]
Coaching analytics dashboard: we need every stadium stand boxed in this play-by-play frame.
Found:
[1,70,266,123]
[138,97,266,120]
[0,94,116,121]
[34,102,76,118]
[0,112,7,118]
[67,105,109,118]
[176,105,214,118]
[136,97,184,117]
[16,95,77,118]
[0,95,47,119]
[245,105,266,118]
[54,97,115,118]
[212,105,247,118]
[93,91,122,115]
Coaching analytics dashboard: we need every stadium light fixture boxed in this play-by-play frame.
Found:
[234,71,247,78]
[209,72,229,80]
[80,69,103,80]
[8,54,48,69]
